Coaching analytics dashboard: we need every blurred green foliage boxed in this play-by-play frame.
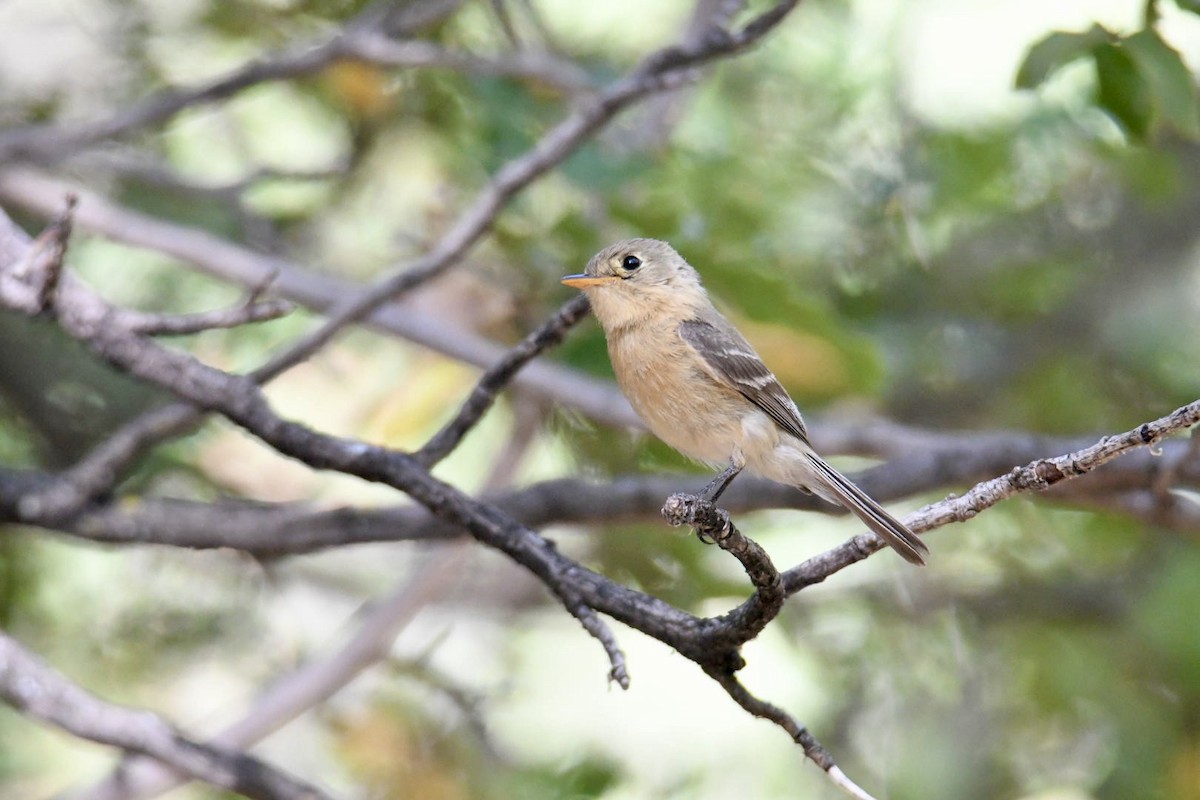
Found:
[1,1,1200,799]
[1019,6,1200,141]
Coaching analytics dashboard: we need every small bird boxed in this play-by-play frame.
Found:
[562,238,928,565]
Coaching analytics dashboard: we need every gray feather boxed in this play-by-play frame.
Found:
[678,316,811,445]
[805,453,929,565]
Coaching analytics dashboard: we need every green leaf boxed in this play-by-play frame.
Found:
[1093,41,1153,139]
[1015,24,1110,89]
[1123,28,1200,136]
[1176,0,1200,15]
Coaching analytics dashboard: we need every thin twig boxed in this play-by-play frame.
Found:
[125,299,294,336]
[561,592,632,689]
[415,294,592,467]
[0,4,465,165]
[703,666,880,799]
[14,404,198,522]
[779,400,1200,595]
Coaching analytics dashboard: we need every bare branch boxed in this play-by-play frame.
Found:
[416,294,592,467]
[826,767,883,800]
[5,426,1198,556]
[0,2,465,165]
[340,30,592,92]
[0,40,351,165]
[561,593,631,689]
[0,632,333,800]
[779,400,1200,595]
[123,299,294,336]
[13,405,199,522]
[703,666,879,798]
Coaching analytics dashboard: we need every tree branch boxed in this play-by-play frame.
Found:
[8,4,1199,788]
[778,401,1200,596]
[703,667,879,800]
[415,294,592,468]
[339,30,592,92]
[663,493,784,653]
[124,298,294,336]
[4,425,1198,555]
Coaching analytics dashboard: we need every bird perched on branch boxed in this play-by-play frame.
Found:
[562,238,928,566]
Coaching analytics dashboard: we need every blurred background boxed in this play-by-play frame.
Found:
[1,0,1200,798]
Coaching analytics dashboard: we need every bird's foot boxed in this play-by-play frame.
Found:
[662,492,731,544]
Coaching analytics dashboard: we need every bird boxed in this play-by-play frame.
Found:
[561,238,928,566]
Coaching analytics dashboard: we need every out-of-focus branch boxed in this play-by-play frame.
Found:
[618,0,748,151]
[340,30,592,91]
[0,1,554,166]
[71,548,471,800]
[0,33,351,165]
[4,427,1194,557]
[0,632,333,800]
[124,299,294,336]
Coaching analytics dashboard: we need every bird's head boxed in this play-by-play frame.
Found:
[562,238,706,329]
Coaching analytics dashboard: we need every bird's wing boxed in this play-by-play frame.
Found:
[678,315,811,445]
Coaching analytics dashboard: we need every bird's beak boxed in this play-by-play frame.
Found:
[561,273,617,288]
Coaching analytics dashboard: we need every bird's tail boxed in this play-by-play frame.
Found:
[804,453,928,566]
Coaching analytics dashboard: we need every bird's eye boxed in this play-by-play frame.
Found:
[621,255,642,272]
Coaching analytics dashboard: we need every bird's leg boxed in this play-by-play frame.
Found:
[688,458,744,544]
[699,457,744,503]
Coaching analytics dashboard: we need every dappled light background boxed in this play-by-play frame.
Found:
[1,1,1200,799]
